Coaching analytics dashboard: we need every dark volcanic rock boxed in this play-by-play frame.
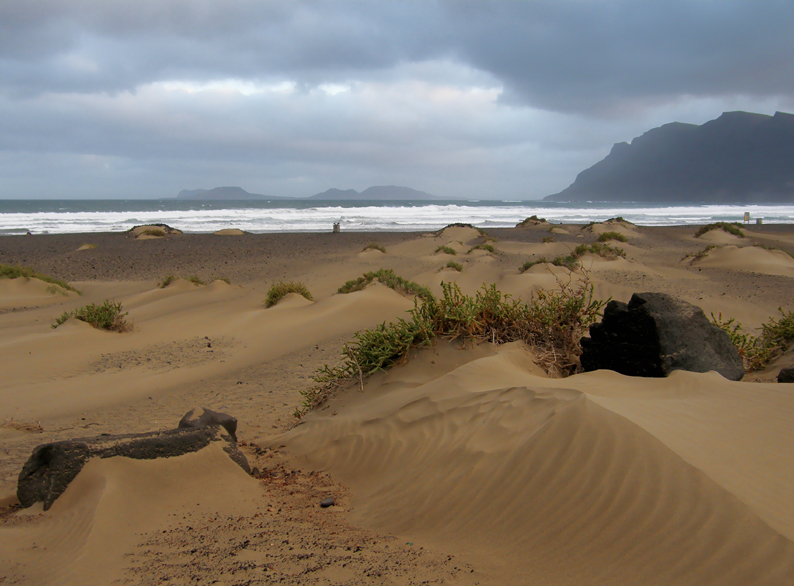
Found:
[778,367,794,383]
[581,292,744,381]
[17,419,249,510]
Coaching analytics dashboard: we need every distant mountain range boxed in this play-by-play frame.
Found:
[308,185,440,200]
[177,185,441,201]
[545,111,794,203]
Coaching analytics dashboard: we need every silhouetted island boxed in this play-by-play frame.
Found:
[177,186,286,200]
[545,111,794,203]
[309,185,440,200]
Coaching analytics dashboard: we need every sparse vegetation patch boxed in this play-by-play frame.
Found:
[0,263,81,294]
[444,261,463,272]
[573,243,626,259]
[52,300,130,332]
[338,269,432,301]
[435,245,457,255]
[695,222,745,238]
[542,236,555,243]
[682,245,717,263]
[467,244,495,254]
[712,308,794,371]
[598,231,628,243]
[294,280,607,418]
[516,215,547,227]
[520,255,580,273]
[265,281,313,308]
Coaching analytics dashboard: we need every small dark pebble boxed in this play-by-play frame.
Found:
[320,497,335,508]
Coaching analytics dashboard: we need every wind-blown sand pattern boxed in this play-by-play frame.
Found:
[1,223,793,585]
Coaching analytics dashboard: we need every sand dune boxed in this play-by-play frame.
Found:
[1,224,793,585]
[278,342,794,585]
[692,244,794,277]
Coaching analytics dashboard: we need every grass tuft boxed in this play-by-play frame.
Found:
[0,263,81,294]
[265,281,313,308]
[695,222,745,238]
[435,245,457,255]
[516,215,547,227]
[712,308,794,371]
[467,243,495,254]
[141,228,166,237]
[573,243,626,259]
[542,235,555,243]
[338,269,433,301]
[597,231,628,243]
[158,274,176,288]
[187,275,205,286]
[682,245,717,263]
[294,280,607,418]
[444,260,463,272]
[52,300,130,332]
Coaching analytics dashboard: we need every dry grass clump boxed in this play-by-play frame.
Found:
[363,243,386,253]
[52,300,131,332]
[265,281,313,308]
[294,279,606,418]
[141,228,166,237]
[1,417,43,433]
[598,231,628,243]
[542,235,555,243]
[695,222,745,238]
[573,243,626,259]
[682,245,717,263]
[338,269,432,301]
[712,309,794,371]
[0,263,81,294]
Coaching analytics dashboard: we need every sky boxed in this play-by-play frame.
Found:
[2,1,794,200]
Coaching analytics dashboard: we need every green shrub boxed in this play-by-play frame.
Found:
[520,255,579,273]
[52,300,130,332]
[542,235,555,243]
[265,281,313,308]
[444,260,463,272]
[608,216,633,224]
[158,274,176,288]
[0,263,81,294]
[597,231,628,243]
[216,276,231,284]
[187,275,205,286]
[467,244,495,254]
[695,222,745,238]
[294,280,607,418]
[712,308,794,371]
[363,243,386,253]
[573,243,626,259]
[338,269,433,301]
[141,228,166,237]
[435,245,457,255]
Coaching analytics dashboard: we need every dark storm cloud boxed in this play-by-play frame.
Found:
[3,1,793,111]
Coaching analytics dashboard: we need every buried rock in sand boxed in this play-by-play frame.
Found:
[17,409,248,510]
[581,292,745,380]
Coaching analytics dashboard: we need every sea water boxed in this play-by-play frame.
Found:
[1,199,793,235]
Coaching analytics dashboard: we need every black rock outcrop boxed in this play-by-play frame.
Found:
[17,409,249,510]
[580,292,744,381]
[778,367,794,383]
[545,111,794,203]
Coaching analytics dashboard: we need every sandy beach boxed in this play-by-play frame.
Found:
[1,221,793,585]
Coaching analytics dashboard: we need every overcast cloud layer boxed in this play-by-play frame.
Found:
[2,0,794,199]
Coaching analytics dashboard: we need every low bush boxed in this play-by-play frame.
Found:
[695,222,745,238]
[597,231,628,243]
[444,261,463,272]
[187,275,205,286]
[516,215,547,227]
[467,244,495,254]
[141,228,166,237]
[712,308,794,371]
[363,243,386,253]
[158,274,176,288]
[520,255,579,273]
[542,235,555,243]
[265,281,313,308]
[294,280,607,418]
[52,300,130,332]
[338,269,432,301]
[573,243,626,259]
[0,263,81,294]
[435,245,457,255]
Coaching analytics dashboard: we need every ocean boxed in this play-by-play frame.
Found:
[1,199,793,235]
